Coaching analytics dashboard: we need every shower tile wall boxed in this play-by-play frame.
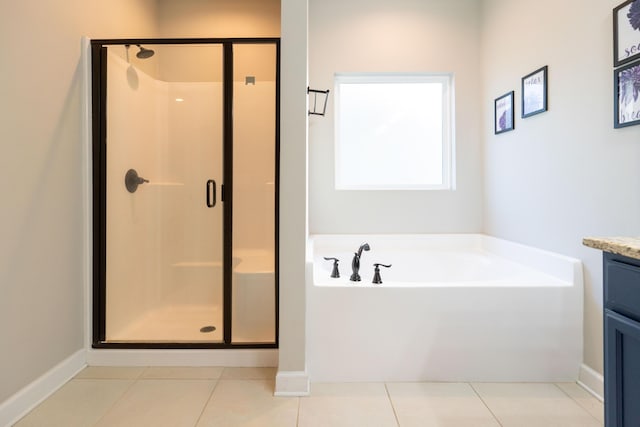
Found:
[106,51,164,338]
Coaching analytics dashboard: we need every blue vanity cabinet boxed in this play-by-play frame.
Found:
[604,252,640,427]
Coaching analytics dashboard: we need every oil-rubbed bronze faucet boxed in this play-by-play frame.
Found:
[350,243,370,281]
[323,257,340,278]
[372,263,392,284]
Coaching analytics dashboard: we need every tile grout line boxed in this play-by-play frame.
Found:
[296,391,302,427]
[553,383,603,425]
[90,371,144,427]
[469,383,504,427]
[383,383,401,427]
[192,374,224,427]
[139,366,150,379]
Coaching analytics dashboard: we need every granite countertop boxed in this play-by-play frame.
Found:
[583,237,640,260]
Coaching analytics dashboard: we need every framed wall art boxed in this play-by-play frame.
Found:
[614,0,640,67]
[494,91,514,134]
[521,66,548,118]
[614,59,640,128]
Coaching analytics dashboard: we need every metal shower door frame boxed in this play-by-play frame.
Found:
[90,38,280,349]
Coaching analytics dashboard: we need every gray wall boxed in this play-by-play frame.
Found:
[309,0,484,234]
[2,0,631,406]
[309,0,638,379]
[482,0,640,375]
[0,0,159,404]
[1,0,302,405]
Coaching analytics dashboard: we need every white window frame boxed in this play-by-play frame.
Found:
[334,72,455,191]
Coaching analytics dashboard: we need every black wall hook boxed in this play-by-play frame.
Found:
[308,87,330,116]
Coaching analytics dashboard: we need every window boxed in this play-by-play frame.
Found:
[335,73,454,190]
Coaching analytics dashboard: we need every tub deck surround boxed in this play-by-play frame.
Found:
[583,236,640,260]
[307,234,584,383]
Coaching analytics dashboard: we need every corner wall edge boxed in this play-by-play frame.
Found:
[274,370,310,397]
[578,363,604,402]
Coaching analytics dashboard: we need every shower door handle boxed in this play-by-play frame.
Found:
[206,179,216,208]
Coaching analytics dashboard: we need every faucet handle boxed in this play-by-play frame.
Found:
[372,263,392,284]
[374,263,392,269]
[323,257,340,278]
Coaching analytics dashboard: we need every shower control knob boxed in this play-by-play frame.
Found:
[125,168,149,193]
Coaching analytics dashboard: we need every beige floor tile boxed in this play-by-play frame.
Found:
[14,379,133,427]
[556,382,604,425]
[298,382,398,427]
[472,383,602,427]
[95,379,216,427]
[196,379,298,427]
[141,366,224,379]
[74,366,145,379]
[386,382,500,427]
[220,367,277,380]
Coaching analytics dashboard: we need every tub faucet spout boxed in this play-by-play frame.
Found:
[350,243,370,282]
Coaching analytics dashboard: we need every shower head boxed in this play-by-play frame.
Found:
[135,45,155,59]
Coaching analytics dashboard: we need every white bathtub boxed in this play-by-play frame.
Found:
[307,234,583,382]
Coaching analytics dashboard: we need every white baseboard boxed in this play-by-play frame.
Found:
[274,370,310,396]
[0,350,86,427]
[578,363,604,402]
[86,348,278,367]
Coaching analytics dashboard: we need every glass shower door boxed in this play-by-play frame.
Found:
[231,43,277,344]
[103,44,225,343]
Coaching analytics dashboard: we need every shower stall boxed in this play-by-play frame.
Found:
[91,39,279,348]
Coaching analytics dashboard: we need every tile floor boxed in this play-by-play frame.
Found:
[14,367,604,427]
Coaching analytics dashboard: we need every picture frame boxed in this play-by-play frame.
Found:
[521,66,548,118]
[614,0,640,67]
[614,59,640,128]
[494,91,514,134]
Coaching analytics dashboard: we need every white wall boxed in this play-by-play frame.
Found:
[0,0,158,405]
[278,0,309,382]
[308,0,483,234]
[482,0,640,376]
